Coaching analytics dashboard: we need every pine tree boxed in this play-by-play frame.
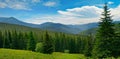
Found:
[92,3,115,58]
[43,31,54,54]
[111,36,120,59]
[69,38,76,53]
[27,31,36,51]
[0,31,3,48]
[11,30,19,49]
[18,32,26,49]
[111,23,120,58]
[84,35,93,57]
[7,31,13,48]
[3,30,11,48]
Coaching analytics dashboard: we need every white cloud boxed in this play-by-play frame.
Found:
[0,0,33,10]
[8,1,31,10]
[24,6,103,24]
[32,0,40,3]
[24,5,120,25]
[110,5,120,21]
[58,6,102,18]
[108,1,114,5]
[0,0,58,10]
[0,2,7,8]
[43,1,57,7]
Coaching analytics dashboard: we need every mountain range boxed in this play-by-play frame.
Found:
[0,17,119,34]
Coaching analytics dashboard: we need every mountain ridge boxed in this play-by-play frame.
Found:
[0,17,119,34]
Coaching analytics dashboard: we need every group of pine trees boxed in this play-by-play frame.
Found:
[0,30,36,50]
[0,30,94,54]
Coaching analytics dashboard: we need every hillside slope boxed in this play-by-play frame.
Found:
[0,22,42,32]
[81,23,120,35]
[0,17,98,34]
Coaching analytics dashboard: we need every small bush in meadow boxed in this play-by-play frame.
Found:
[35,42,43,53]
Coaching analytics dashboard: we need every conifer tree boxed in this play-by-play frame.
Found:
[3,31,10,48]
[18,32,26,49]
[111,23,120,58]
[92,3,115,58]
[43,31,54,54]
[0,31,3,48]
[7,31,12,48]
[27,31,36,51]
[84,34,94,58]
[11,30,18,49]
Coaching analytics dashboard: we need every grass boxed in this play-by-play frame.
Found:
[0,48,86,59]
[1,48,119,59]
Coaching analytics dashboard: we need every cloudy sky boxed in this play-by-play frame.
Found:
[0,0,120,25]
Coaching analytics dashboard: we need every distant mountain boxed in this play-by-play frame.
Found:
[68,23,98,31]
[0,22,42,32]
[38,22,82,34]
[81,22,120,35]
[0,17,38,27]
[0,17,119,34]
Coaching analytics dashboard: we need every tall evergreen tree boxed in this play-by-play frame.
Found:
[0,31,3,48]
[11,30,19,49]
[84,35,93,57]
[7,31,12,48]
[92,3,115,58]
[18,32,26,49]
[27,31,36,51]
[3,31,11,48]
[43,31,54,54]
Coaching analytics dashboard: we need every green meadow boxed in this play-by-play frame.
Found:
[0,49,86,59]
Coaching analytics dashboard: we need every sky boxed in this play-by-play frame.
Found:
[0,0,120,25]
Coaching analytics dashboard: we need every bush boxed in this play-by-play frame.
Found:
[35,42,43,53]
[64,49,69,53]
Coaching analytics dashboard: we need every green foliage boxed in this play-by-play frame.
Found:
[84,35,93,57]
[0,31,3,48]
[111,36,120,58]
[35,42,43,53]
[3,31,11,48]
[43,31,54,54]
[27,32,36,51]
[64,50,69,53]
[92,4,116,58]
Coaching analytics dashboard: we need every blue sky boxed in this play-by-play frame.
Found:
[0,0,120,24]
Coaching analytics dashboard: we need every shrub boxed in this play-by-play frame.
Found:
[35,42,43,53]
[64,49,69,53]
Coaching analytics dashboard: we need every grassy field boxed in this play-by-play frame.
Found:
[0,48,86,59]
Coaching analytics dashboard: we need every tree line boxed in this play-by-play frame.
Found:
[0,30,94,54]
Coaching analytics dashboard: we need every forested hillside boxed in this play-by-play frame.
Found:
[0,22,42,32]
[0,22,94,54]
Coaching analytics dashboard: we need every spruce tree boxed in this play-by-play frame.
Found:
[3,31,11,48]
[92,3,115,58]
[0,31,3,48]
[11,30,18,49]
[84,35,93,57]
[18,32,26,49]
[27,31,36,51]
[7,31,12,48]
[43,31,54,54]
[111,23,120,58]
